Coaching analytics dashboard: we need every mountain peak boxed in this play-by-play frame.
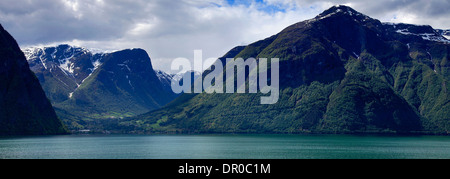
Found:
[322,5,358,14]
[315,5,371,21]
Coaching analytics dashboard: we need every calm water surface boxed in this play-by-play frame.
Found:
[0,134,449,159]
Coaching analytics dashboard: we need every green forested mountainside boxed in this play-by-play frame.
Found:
[0,24,67,135]
[123,6,449,134]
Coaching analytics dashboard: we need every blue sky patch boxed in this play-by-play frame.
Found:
[225,0,288,14]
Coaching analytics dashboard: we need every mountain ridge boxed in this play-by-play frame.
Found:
[24,45,178,131]
[125,5,449,134]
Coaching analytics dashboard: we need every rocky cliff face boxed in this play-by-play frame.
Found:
[0,24,66,135]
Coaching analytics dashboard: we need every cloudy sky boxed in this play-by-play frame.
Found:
[1,0,449,72]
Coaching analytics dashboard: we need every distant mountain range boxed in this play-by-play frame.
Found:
[126,5,450,134]
[23,45,179,131]
[155,69,202,93]
[0,24,67,135]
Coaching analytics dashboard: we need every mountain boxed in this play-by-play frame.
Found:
[126,5,449,134]
[155,70,202,94]
[0,24,67,135]
[155,70,175,92]
[436,29,450,40]
[24,45,104,103]
[24,45,178,131]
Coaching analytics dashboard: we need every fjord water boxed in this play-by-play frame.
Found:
[0,135,449,159]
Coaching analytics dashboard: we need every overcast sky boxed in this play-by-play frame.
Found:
[1,0,449,73]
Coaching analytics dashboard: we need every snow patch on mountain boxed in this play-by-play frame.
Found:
[155,70,202,90]
[396,29,450,43]
[58,55,75,75]
[23,45,104,77]
[155,70,173,82]
[383,23,450,44]
[315,5,370,21]
[117,64,132,72]
[92,57,103,72]
[172,70,202,82]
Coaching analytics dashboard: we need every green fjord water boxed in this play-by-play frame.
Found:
[0,135,449,159]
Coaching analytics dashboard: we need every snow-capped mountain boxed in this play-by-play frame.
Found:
[23,45,178,130]
[23,44,105,103]
[155,70,174,88]
[155,69,202,95]
[156,70,202,88]
[24,44,104,81]
[172,70,202,82]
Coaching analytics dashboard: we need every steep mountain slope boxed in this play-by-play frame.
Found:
[0,24,67,135]
[24,46,178,130]
[128,5,449,134]
[57,49,177,118]
[24,45,104,103]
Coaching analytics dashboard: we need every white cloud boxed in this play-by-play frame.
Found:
[0,0,449,73]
